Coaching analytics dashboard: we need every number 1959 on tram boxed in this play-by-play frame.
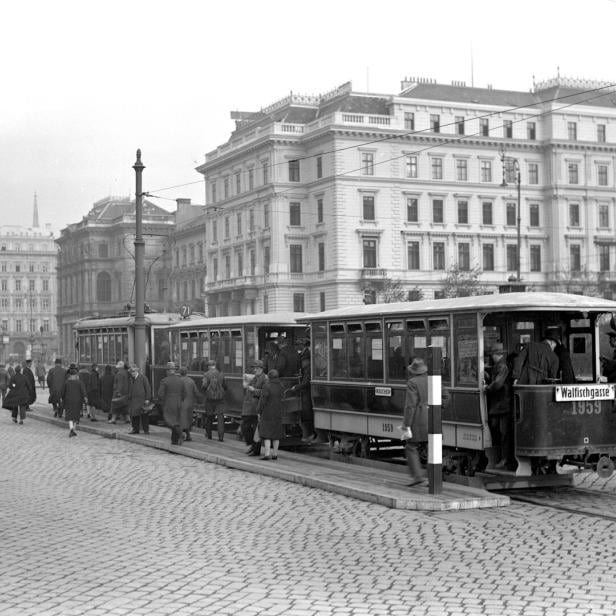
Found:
[299,292,616,486]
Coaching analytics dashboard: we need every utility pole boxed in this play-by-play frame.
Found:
[133,149,146,372]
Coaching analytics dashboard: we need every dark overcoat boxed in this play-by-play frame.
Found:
[485,356,512,416]
[241,372,267,417]
[61,374,87,422]
[23,365,36,405]
[180,376,200,431]
[88,369,102,408]
[128,373,152,417]
[512,342,559,384]
[158,373,184,426]
[292,359,312,421]
[47,365,66,404]
[112,367,130,413]
[100,371,115,413]
[3,373,30,410]
[256,377,284,440]
[403,373,429,443]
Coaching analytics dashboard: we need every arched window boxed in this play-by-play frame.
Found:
[96,271,112,302]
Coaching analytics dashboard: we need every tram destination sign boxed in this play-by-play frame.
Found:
[554,384,615,402]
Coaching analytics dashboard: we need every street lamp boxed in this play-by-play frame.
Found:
[500,150,521,283]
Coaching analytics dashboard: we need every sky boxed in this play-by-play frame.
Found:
[2,0,616,234]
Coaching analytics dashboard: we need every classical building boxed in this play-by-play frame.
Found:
[56,196,175,358]
[196,76,616,315]
[0,195,59,363]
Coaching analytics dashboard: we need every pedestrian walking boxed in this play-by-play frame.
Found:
[0,364,9,405]
[61,363,87,437]
[23,358,36,410]
[241,360,266,454]
[78,365,91,417]
[87,363,102,421]
[484,343,514,470]
[100,365,115,420]
[35,361,46,389]
[179,367,199,442]
[110,361,130,424]
[201,359,227,441]
[47,358,66,418]
[401,358,429,487]
[157,362,185,445]
[127,364,152,434]
[256,369,285,461]
[3,364,30,424]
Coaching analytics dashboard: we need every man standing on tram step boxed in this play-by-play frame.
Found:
[401,358,429,487]
[23,359,36,411]
[484,342,514,470]
[242,359,267,454]
[158,362,185,445]
[601,331,616,383]
[47,358,66,418]
[179,367,200,442]
[109,361,130,424]
[512,337,559,385]
[273,337,299,378]
[201,359,227,441]
[288,353,317,443]
[127,364,152,435]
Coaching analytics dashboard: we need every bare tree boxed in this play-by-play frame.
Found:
[441,265,489,298]
[548,267,600,297]
[380,279,406,303]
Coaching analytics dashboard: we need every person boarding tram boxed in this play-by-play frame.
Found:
[512,337,559,385]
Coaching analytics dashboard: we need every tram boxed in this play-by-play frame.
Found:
[157,312,307,427]
[299,292,616,484]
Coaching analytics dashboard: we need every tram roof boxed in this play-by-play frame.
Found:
[74,312,195,329]
[298,293,616,322]
[165,311,306,330]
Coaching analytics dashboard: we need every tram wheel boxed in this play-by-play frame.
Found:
[596,456,615,478]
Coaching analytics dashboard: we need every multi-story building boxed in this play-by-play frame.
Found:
[196,76,616,315]
[56,196,175,358]
[0,196,58,363]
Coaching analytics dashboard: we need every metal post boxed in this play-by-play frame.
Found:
[426,346,443,495]
[133,149,146,372]
[516,166,521,282]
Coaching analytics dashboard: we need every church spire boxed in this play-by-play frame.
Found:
[33,192,39,228]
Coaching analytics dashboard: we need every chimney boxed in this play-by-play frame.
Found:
[176,198,192,210]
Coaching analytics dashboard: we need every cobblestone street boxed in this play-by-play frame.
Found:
[2,416,616,615]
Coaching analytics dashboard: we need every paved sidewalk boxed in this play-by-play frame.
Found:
[27,402,508,511]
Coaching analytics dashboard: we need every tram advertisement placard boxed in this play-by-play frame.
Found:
[554,384,615,402]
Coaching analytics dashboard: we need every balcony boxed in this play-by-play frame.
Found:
[360,268,387,279]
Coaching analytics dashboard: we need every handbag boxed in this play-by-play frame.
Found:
[142,402,155,415]
[253,424,260,443]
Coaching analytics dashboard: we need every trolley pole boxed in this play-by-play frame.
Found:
[426,346,443,495]
[133,149,146,372]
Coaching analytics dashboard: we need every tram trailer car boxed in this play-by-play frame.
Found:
[155,313,307,433]
[299,292,616,487]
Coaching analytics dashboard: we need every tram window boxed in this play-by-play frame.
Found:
[154,329,170,365]
[570,333,592,380]
[121,333,128,363]
[312,323,328,378]
[170,330,180,365]
[102,335,109,364]
[365,322,383,380]
[231,329,243,374]
[209,331,221,368]
[429,318,451,385]
[199,331,209,366]
[348,323,364,379]
[180,332,191,368]
[387,321,405,380]
[220,331,232,373]
[453,314,478,386]
[405,319,427,366]
[245,326,257,367]
[330,324,347,378]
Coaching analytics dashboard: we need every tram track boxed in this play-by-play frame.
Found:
[499,486,616,521]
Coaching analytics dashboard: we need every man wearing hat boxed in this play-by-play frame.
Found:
[401,358,429,487]
[109,360,130,424]
[601,330,616,382]
[484,342,513,470]
[201,359,227,441]
[241,359,267,453]
[47,358,66,418]
[23,358,36,411]
[158,362,185,444]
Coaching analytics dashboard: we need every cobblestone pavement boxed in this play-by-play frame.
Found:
[2,416,616,616]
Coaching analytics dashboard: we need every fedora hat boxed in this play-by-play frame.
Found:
[251,359,264,369]
[165,361,176,370]
[408,358,427,376]
[489,342,505,354]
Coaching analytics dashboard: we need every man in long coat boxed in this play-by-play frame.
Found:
[402,358,429,487]
[110,361,130,424]
[127,364,152,435]
[47,358,66,418]
[242,360,267,454]
[23,358,36,409]
[3,364,31,424]
[512,338,559,385]
[158,362,184,445]
[179,367,199,442]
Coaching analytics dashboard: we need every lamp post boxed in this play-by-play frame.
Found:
[500,151,522,284]
[133,150,146,372]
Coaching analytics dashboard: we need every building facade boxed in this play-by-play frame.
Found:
[0,213,58,364]
[55,196,175,358]
[196,76,616,316]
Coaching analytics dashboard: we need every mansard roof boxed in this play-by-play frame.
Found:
[87,197,171,222]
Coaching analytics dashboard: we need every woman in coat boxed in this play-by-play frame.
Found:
[127,364,152,435]
[402,358,429,487]
[3,364,31,424]
[179,367,200,441]
[87,364,102,421]
[61,363,87,437]
[157,362,185,445]
[256,369,284,460]
[100,365,115,420]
